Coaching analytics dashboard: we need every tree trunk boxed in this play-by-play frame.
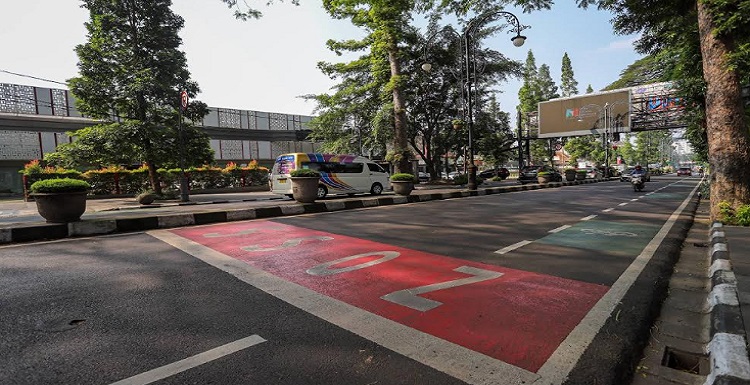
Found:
[388,47,412,175]
[696,1,750,220]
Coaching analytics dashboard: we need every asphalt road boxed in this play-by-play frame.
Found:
[0,176,701,385]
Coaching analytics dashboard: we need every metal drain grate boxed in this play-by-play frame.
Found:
[662,347,709,375]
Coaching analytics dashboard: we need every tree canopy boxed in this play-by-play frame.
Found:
[54,0,213,194]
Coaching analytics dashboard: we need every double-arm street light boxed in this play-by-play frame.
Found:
[421,11,528,190]
[579,101,627,178]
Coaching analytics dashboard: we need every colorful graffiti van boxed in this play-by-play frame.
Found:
[270,153,390,199]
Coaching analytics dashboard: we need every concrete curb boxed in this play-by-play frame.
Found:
[0,178,608,245]
[705,222,750,385]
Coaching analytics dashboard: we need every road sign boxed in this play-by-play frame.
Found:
[180,90,189,111]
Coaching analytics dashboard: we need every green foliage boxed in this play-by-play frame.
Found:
[718,201,750,226]
[30,178,91,193]
[390,173,415,182]
[65,0,211,193]
[537,64,560,100]
[452,174,468,185]
[736,205,750,226]
[560,52,578,97]
[537,171,551,176]
[290,169,321,178]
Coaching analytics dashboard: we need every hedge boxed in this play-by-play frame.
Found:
[21,160,269,199]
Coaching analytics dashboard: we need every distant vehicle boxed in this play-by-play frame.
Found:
[580,167,600,179]
[478,168,510,180]
[418,172,430,182]
[269,153,390,199]
[677,167,692,176]
[518,165,562,184]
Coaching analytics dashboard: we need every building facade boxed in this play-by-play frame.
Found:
[0,83,319,192]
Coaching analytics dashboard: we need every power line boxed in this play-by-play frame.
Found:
[0,69,67,86]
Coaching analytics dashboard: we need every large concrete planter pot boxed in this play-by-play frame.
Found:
[291,177,319,203]
[575,172,586,181]
[564,170,576,182]
[32,191,88,223]
[391,181,414,196]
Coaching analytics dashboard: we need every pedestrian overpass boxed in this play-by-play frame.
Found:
[0,82,319,192]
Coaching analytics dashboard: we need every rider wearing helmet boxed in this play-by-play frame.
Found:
[632,165,646,176]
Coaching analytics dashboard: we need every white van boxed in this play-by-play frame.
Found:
[269,153,390,199]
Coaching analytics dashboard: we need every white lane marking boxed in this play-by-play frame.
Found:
[618,202,628,206]
[381,266,504,311]
[109,335,266,385]
[549,225,571,233]
[581,215,597,221]
[639,196,646,199]
[149,231,539,385]
[602,208,615,213]
[537,176,700,384]
[494,240,533,255]
[630,199,638,202]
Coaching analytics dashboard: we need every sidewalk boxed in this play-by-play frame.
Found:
[632,198,750,385]
[1,179,568,244]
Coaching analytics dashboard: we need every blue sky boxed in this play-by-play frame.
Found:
[0,0,642,126]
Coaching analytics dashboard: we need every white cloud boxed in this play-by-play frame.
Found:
[600,36,640,52]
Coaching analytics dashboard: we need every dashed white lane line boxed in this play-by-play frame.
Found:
[603,208,615,213]
[109,334,267,385]
[630,199,638,202]
[581,215,597,221]
[618,202,628,206]
[494,240,533,254]
[549,225,572,233]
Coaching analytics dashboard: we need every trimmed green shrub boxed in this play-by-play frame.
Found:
[290,169,321,178]
[537,171,552,176]
[30,178,90,193]
[390,173,415,182]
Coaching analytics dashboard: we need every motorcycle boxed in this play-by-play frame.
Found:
[631,175,645,192]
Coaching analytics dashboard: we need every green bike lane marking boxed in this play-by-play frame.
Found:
[535,221,661,256]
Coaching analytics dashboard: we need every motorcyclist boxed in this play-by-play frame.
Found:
[632,165,646,177]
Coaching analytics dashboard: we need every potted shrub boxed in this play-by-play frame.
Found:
[390,173,415,195]
[575,169,587,180]
[289,169,321,203]
[29,178,91,223]
[136,190,158,205]
[537,171,553,184]
[451,119,465,130]
[564,168,577,181]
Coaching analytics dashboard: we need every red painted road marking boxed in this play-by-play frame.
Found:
[171,222,609,372]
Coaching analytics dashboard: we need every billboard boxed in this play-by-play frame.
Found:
[537,89,631,138]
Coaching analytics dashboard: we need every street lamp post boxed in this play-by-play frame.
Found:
[422,11,528,190]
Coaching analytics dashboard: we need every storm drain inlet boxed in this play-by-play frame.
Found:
[662,347,708,375]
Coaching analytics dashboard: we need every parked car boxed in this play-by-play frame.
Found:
[478,168,510,180]
[518,165,562,184]
[677,167,692,176]
[418,172,430,182]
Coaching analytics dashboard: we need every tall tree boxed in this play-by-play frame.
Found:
[585,84,594,93]
[560,52,578,97]
[598,0,750,219]
[536,64,559,101]
[321,0,423,175]
[59,0,212,194]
